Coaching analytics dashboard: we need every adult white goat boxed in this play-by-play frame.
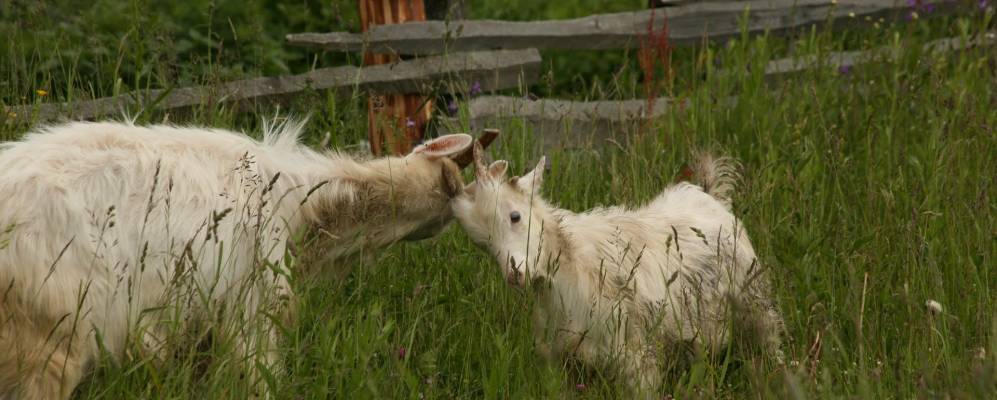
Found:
[0,119,476,399]
[452,145,784,393]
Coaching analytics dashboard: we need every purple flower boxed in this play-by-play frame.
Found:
[405,118,416,128]
[838,64,852,75]
[981,0,990,10]
[398,347,407,359]
[575,383,586,391]
[470,81,482,96]
[447,100,459,115]
[907,0,936,13]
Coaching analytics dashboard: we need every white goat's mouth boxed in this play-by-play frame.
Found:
[499,253,551,292]
[505,254,526,287]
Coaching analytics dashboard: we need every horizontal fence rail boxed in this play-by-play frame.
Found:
[439,95,704,148]
[762,31,996,75]
[439,32,992,148]
[465,95,681,124]
[7,49,540,123]
[287,0,957,54]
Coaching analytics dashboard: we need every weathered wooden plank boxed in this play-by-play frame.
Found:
[437,31,993,148]
[6,49,541,123]
[437,95,707,149]
[286,0,957,54]
[465,96,679,124]
[762,32,997,76]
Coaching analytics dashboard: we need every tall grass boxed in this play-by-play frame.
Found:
[1,1,995,398]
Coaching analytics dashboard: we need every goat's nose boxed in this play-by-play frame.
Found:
[507,256,522,285]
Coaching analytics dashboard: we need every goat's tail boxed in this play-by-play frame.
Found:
[689,151,740,209]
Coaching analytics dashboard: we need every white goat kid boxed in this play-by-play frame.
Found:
[0,120,472,399]
[452,145,784,393]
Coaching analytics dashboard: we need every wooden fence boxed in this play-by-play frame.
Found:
[6,0,982,153]
[287,0,961,53]
[8,49,539,123]
[436,32,994,148]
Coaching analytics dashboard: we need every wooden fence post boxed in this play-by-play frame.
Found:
[359,0,432,155]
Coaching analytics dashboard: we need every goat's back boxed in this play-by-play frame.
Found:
[0,121,305,360]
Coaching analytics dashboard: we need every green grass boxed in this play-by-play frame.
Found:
[2,1,996,398]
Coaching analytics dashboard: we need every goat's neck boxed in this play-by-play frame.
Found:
[297,156,396,226]
[532,204,574,275]
[296,155,449,262]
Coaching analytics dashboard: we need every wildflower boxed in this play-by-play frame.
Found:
[907,0,936,13]
[575,383,586,391]
[925,299,943,315]
[838,64,852,75]
[398,347,407,359]
[848,12,856,18]
[405,118,416,128]
[446,100,459,115]
[35,89,48,97]
[981,0,990,10]
[470,81,482,96]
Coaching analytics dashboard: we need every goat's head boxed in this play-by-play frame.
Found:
[452,142,552,287]
[391,133,476,241]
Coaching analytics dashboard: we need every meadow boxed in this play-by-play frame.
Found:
[1,0,995,398]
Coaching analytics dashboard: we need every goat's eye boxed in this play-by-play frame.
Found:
[510,211,521,224]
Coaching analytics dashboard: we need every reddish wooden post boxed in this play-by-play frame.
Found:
[638,5,671,117]
[359,0,433,155]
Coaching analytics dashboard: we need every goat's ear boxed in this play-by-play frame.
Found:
[411,134,473,160]
[472,141,491,182]
[515,156,546,194]
[488,160,508,180]
[463,181,478,197]
[440,159,465,198]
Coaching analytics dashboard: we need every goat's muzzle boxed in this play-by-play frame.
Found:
[506,255,524,286]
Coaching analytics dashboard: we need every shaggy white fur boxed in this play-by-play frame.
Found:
[452,144,784,393]
[0,119,471,399]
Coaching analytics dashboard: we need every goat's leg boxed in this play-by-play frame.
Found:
[1,327,90,400]
[619,349,662,400]
[229,277,292,399]
[232,326,282,399]
[758,306,786,365]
